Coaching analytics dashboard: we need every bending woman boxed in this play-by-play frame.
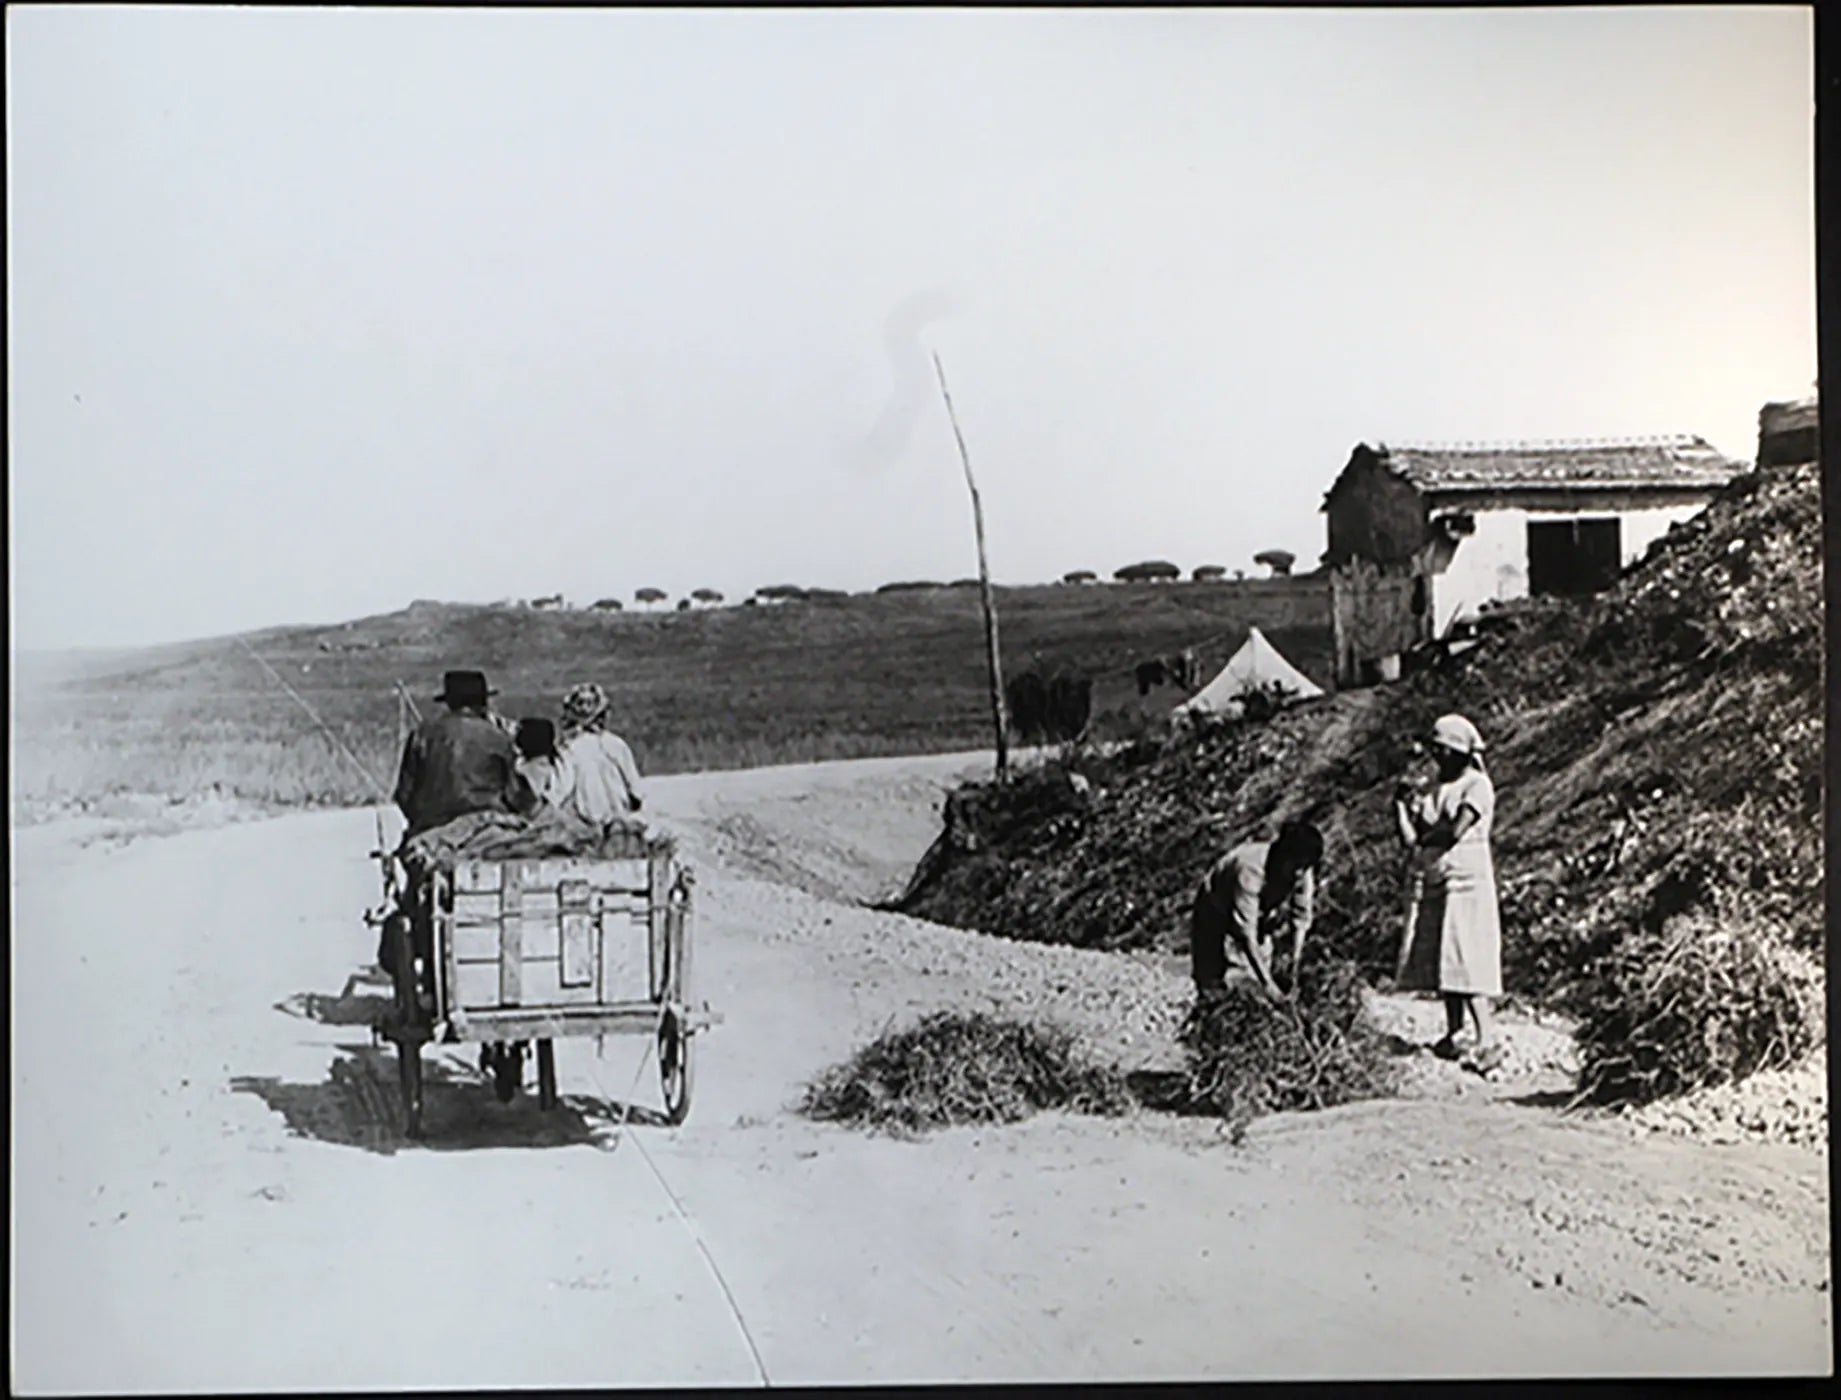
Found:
[1393,713,1503,1070]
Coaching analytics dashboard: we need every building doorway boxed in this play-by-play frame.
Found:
[1527,518,1622,596]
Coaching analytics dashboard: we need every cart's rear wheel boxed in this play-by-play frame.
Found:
[398,1043,424,1140]
[659,1010,694,1125]
[537,1039,558,1111]
[492,1041,524,1103]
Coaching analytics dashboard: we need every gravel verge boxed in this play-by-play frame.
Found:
[696,871,1193,1073]
[1612,1058,1829,1149]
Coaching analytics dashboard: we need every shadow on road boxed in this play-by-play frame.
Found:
[232,1042,672,1155]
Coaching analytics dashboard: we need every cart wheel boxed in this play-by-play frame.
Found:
[537,1040,558,1111]
[658,1011,694,1126]
[398,1042,424,1140]
[493,1041,524,1104]
[386,916,419,1032]
[384,912,426,1138]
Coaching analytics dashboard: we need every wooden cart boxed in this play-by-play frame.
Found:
[372,828,719,1139]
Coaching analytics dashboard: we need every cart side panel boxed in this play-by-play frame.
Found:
[442,857,657,1018]
[516,959,602,1007]
[559,881,595,987]
[498,872,525,1004]
[454,961,501,1009]
[455,860,503,893]
[453,892,564,960]
[596,891,651,1005]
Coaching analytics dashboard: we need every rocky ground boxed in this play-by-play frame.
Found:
[1614,1060,1829,1149]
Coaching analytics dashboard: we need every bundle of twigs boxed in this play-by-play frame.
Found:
[800,1011,1133,1137]
[1178,957,1398,1143]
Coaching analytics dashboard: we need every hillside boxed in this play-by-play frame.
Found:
[894,462,1824,1099]
[13,578,1329,817]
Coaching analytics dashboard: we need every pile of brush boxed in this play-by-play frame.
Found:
[1177,952,1399,1143]
[1572,911,1824,1107]
[800,1011,1134,1137]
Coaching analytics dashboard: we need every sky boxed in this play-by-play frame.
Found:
[7,6,1817,650]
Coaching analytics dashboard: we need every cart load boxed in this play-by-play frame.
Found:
[400,806,655,867]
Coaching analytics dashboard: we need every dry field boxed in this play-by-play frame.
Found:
[13,577,1329,818]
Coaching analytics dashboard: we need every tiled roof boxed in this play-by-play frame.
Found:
[1372,436,1740,493]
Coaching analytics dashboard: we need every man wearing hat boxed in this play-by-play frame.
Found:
[393,670,539,838]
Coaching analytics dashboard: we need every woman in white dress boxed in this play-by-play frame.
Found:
[1393,713,1503,1069]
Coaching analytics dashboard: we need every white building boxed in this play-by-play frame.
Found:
[1321,436,1742,687]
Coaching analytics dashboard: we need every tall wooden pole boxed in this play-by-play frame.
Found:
[933,352,1009,780]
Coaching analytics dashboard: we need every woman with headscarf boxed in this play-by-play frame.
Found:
[551,682,645,831]
[1393,713,1503,1070]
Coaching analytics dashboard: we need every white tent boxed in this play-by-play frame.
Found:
[1174,626,1325,717]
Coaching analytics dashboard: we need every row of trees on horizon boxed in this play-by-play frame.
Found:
[501,548,1306,613]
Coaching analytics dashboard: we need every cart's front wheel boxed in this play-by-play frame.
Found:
[659,1011,694,1126]
[537,1039,558,1111]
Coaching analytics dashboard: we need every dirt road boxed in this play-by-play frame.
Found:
[11,753,1831,1389]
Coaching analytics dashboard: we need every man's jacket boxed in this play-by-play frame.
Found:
[394,709,536,837]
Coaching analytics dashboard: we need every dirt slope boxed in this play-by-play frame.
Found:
[10,754,1829,1390]
[893,463,1824,1108]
